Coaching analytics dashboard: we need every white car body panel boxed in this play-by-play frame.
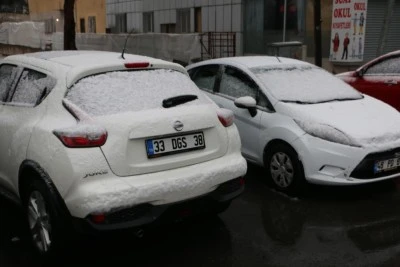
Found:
[0,51,247,221]
[187,56,400,186]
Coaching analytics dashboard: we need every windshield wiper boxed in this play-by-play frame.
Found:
[281,100,312,104]
[282,96,363,105]
[162,94,198,108]
[316,97,363,104]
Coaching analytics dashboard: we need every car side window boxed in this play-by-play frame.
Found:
[0,64,18,102]
[189,65,220,92]
[11,68,56,107]
[219,66,270,108]
[365,57,400,75]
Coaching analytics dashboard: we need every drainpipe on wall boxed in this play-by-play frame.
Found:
[376,0,396,57]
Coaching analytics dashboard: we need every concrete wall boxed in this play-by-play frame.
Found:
[28,0,107,34]
[52,32,202,64]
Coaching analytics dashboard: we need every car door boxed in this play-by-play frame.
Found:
[0,64,20,191]
[213,65,273,163]
[353,56,400,111]
[0,66,54,191]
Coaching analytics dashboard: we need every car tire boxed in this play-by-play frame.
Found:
[264,142,306,194]
[21,178,71,258]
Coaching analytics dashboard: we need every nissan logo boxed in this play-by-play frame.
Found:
[173,120,184,131]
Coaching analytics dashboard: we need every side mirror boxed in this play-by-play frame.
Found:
[234,96,257,117]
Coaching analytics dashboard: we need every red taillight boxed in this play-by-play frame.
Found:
[124,62,150,68]
[90,213,106,224]
[217,108,234,127]
[54,125,107,148]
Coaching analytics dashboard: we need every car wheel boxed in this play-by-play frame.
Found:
[265,143,306,194]
[22,178,70,257]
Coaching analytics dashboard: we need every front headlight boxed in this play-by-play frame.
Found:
[294,120,361,147]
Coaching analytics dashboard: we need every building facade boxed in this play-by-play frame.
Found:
[28,0,106,34]
[304,0,400,65]
[106,0,244,54]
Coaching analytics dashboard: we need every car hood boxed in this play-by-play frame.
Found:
[276,95,400,149]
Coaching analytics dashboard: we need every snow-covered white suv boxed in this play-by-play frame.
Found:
[0,51,246,255]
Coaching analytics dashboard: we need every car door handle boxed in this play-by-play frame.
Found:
[384,80,398,85]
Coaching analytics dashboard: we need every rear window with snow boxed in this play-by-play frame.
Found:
[251,65,363,104]
[66,69,209,116]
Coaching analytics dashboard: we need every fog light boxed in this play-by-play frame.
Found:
[319,165,345,177]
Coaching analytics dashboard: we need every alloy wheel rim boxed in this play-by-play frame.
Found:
[27,191,52,253]
[270,152,294,188]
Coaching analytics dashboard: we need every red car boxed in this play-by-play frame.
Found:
[337,50,400,111]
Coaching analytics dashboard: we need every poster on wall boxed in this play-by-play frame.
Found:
[329,0,368,63]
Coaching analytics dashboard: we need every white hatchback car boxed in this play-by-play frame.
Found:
[187,57,400,192]
[0,51,247,255]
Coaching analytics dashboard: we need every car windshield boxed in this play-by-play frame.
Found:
[250,65,363,104]
[66,69,208,116]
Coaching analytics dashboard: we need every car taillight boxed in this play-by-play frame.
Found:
[53,125,107,148]
[217,108,234,127]
[125,62,150,68]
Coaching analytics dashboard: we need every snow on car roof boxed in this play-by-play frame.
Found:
[21,50,164,68]
[189,56,309,69]
[6,50,187,87]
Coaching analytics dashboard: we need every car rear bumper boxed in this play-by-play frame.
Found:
[71,177,244,232]
[64,152,247,218]
[292,134,400,185]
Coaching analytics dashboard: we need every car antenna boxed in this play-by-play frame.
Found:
[276,56,281,63]
[121,28,136,59]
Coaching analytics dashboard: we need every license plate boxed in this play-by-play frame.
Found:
[146,132,205,158]
[374,157,400,173]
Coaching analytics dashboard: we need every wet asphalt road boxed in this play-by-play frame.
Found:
[2,164,400,266]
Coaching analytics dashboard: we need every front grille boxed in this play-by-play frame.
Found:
[351,147,400,179]
[106,204,152,224]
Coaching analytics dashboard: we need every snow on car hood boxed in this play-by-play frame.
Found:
[277,95,400,149]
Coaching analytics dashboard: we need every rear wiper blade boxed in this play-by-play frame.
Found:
[162,94,198,108]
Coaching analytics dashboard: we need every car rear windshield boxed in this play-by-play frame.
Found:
[251,65,363,104]
[65,69,209,116]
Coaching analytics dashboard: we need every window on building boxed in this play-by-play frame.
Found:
[143,12,154,33]
[195,8,202,33]
[88,16,96,33]
[161,24,176,33]
[44,18,56,34]
[115,13,127,33]
[264,0,305,33]
[176,9,190,33]
[80,18,86,33]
